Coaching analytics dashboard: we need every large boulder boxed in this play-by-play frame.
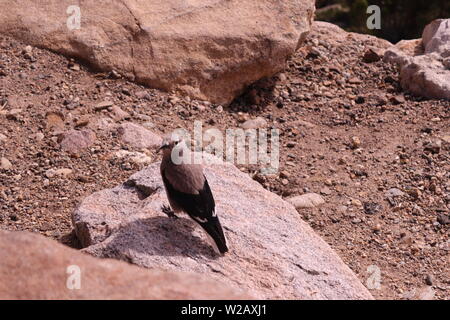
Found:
[0,230,250,299]
[72,157,373,300]
[0,0,315,105]
[384,19,450,100]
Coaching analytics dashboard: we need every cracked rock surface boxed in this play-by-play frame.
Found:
[73,157,372,300]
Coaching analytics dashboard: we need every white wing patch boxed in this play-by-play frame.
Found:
[194,216,208,223]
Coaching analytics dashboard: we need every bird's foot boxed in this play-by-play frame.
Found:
[161,205,178,219]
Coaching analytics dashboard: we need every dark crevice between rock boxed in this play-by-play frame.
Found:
[294,263,325,276]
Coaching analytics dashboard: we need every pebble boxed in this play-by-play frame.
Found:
[362,47,382,63]
[94,100,114,111]
[45,168,73,179]
[135,90,150,100]
[286,141,297,148]
[110,105,130,121]
[385,188,404,198]
[423,139,441,154]
[350,136,361,149]
[35,132,45,141]
[390,94,406,105]
[287,193,325,209]
[241,117,267,130]
[424,274,434,286]
[0,157,12,170]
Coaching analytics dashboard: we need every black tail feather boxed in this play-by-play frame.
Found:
[199,217,228,254]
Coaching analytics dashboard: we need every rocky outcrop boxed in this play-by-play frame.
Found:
[384,19,450,100]
[72,156,373,300]
[0,230,250,299]
[312,22,392,49]
[0,0,315,105]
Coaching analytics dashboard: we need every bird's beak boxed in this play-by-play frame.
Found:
[157,143,168,153]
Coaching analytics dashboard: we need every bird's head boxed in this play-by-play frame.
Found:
[157,133,183,154]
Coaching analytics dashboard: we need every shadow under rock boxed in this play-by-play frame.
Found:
[60,230,82,249]
[97,215,220,261]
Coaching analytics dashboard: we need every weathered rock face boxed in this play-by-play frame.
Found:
[73,157,373,300]
[384,19,450,100]
[0,0,315,105]
[0,230,250,299]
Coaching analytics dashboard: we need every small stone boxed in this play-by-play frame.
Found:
[45,168,73,178]
[114,150,153,165]
[117,123,162,149]
[407,188,421,199]
[241,117,267,130]
[69,63,80,71]
[110,105,130,121]
[286,141,297,148]
[58,129,97,154]
[6,109,22,120]
[423,139,441,154]
[363,202,382,215]
[320,187,332,195]
[363,47,382,63]
[351,136,361,149]
[350,199,363,207]
[437,213,450,225]
[424,274,434,286]
[355,96,365,104]
[135,90,150,100]
[287,193,325,209]
[46,112,64,131]
[348,77,362,85]
[32,132,43,141]
[440,135,450,144]
[94,101,114,111]
[279,171,290,179]
[417,286,435,300]
[23,45,33,55]
[386,188,404,198]
[0,157,12,170]
[373,223,382,232]
[390,95,406,105]
[443,57,450,69]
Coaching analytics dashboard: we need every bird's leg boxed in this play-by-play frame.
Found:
[161,204,178,219]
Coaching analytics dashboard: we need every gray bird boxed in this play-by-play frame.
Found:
[158,136,228,254]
